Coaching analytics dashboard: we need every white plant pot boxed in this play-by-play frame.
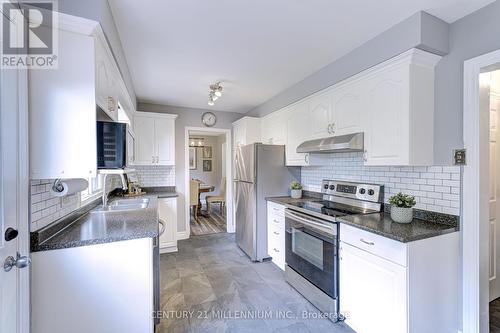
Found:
[291,189,302,199]
[390,206,413,224]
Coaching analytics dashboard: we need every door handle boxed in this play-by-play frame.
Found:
[360,238,374,246]
[4,252,31,272]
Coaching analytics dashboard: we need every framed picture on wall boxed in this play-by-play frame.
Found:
[189,147,197,170]
[203,160,212,172]
[203,146,212,158]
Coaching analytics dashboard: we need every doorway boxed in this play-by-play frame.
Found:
[463,49,500,333]
[184,127,233,237]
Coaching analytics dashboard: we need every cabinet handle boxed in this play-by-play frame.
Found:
[273,231,279,235]
[152,156,155,163]
[304,154,309,164]
[360,238,374,246]
[273,219,279,223]
[273,248,280,253]
[156,156,159,163]
[327,124,332,134]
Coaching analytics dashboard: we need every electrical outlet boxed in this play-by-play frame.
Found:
[454,149,466,165]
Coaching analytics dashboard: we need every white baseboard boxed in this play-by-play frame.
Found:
[160,246,178,254]
[177,231,189,240]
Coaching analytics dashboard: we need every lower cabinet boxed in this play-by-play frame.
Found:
[267,202,285,270]
[158,197,177,253]
[31,238,155,333]
[339,224,459,333]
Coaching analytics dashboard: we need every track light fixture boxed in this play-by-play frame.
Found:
[208,82,223,106]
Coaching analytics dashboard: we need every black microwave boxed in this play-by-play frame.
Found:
[97,121,127,169]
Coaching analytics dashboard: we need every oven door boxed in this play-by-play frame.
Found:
[285,209,338,299]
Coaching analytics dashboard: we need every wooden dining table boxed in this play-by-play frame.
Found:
[198,184,215,217]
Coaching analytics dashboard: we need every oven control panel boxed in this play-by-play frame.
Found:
[321,180,383,203]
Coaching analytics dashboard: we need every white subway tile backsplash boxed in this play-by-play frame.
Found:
[301,152,461,216]
[132,165,175,187]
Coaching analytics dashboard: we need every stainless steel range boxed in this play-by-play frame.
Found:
[284,180,384,321]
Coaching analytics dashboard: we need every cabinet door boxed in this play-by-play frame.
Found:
[331,83,362,136]
[155,118,175,165]
[233,123,245,147]
[364,65,409,165]
[158,198,177,251]
[340,242,407,333]
[261,111,287,145]
[95,38,117,121]
[133,115,156,165]
[30,30,97,179]
[309,91,332,139]
[126,130,135,166]
[286,104,310,166]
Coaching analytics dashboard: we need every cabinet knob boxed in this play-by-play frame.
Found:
[273,231,279,235]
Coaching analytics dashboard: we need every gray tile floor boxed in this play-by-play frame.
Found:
[158,233,355,333]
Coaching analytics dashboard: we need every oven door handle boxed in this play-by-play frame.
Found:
[285,210,335,236]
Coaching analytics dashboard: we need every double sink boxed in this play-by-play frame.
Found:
[91,198,150,213]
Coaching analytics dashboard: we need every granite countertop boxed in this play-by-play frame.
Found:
[266,196,459,243]
[31,187,179,252]
[141,186,179,198]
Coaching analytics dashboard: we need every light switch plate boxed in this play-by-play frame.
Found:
[454,149,466,165]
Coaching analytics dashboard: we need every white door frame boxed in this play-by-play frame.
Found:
[463,48,500,332]
[184,127,233,237]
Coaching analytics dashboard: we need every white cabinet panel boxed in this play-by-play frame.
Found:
[267,202,285,270]
[309,92,332,139]
[232,117,261,148]
[134,113,176,166]
[134,115,156,165]
[30,30,96,179]
[261,111,287,145]
[158,197,177,253]
[332,83,363,136]
[340,242,407,333]
[286,104,310,166]
[155,117,175,165]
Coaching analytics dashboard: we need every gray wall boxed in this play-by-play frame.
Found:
[137,102,243,233]
[57,0,137,107]
[435,0,500,164]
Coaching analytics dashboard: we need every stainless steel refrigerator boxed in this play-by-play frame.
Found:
[234,143,300,261]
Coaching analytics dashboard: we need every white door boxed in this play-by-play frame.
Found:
[285,103,310,166]
[309,91,332,139]
[134,115,156,165]
[331,83,363,136]
[0,38,30,332]
[489,71,500,301]
[155,118,175,165]
[340,242,407,333]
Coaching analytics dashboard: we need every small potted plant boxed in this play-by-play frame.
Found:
[388,192,416,224]
[290,181,303,199]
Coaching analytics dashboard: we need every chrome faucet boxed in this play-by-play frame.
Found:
[102,173,128,207]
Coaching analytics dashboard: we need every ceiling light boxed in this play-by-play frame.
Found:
[189,138,205,147]
[208,82,223,105]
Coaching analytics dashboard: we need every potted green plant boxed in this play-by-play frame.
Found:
[388,192,416,223]
[290,181,303,199]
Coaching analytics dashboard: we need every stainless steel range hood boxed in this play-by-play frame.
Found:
[296,132,364,153]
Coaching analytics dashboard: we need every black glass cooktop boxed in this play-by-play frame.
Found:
[288,200,362,218]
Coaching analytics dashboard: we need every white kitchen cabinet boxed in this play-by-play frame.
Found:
[30,29,97,179]
[126,127,136,166]
[261,110,287,145]
[232,117,261,147]
[309,91,333,139]
[134,112,177,165]
[339,223,459,333]
[285,103,310,166]
[363,49,440,165]
[267,202,285,270]
[95,35,118,121]
[331,82,363,136]
[31,238,154,333]
[158,197,177,253]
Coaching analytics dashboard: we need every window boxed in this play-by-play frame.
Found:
[81,174,104,203]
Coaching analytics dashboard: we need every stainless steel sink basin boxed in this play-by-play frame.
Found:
[91,198,150,213]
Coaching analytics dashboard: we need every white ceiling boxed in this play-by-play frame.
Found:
[109,0,494,113]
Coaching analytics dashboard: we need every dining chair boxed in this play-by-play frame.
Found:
[190,179,201,221]
[206,177,226,215]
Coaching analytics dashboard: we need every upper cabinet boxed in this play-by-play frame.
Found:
[286,103,311,166]
[30,29,97,179]
[261,109,287,145]
[259,48,440,166]
[134,112,177,166]
[232,117,261,148]
[362,50,440,165]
